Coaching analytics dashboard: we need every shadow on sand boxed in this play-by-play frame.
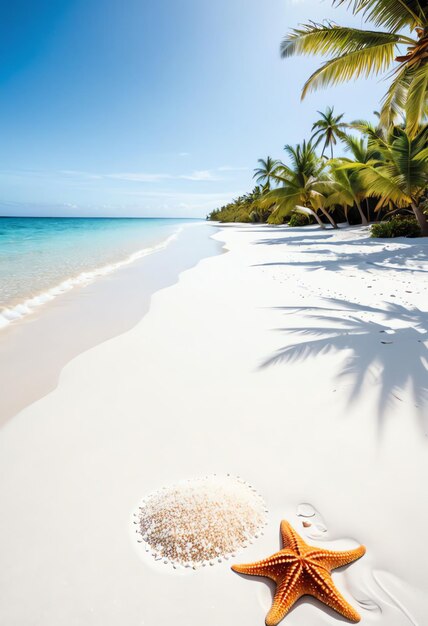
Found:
[254,241,428,273]
[254,232,336,246]
[261,298,428,434]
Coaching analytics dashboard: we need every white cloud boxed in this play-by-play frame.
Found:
[217,165,249,172]
[105,172,172,183]
[0,165,248,188]
[60,169,103,180]
[59,166,247,183]
[107,166,248,182]
[117,188,242,210]
[179,170,218,181]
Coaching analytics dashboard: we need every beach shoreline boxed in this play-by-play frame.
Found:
[0,222,221,424]
[0,223,427,625]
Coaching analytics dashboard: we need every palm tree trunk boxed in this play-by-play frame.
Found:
[355,200,368,226]
[320,206,338,229]
[303,208,325,229]
[321,138,328,159]
[365,199,371,223]
[411,201,428,236]
[344,206,349,225]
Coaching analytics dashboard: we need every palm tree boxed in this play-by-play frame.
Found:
[311,107,347,158]
[280,0,428,136]
[323,162,370,225]
[340,133,383,221]
[283,140,325,179]
[341,133,377,163]
[265,173,338,228]
[248,185,275,222]
[260,142,338,228]
[343,126,428,235]
[253,157,282,190]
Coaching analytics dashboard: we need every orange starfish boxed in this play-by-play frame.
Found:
[232,520,365,625]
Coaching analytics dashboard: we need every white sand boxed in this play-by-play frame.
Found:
[0,223,427,625]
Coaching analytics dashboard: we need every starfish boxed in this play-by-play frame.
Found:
[232,520,365,625]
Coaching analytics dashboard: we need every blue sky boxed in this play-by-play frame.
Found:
[0,0,388,218]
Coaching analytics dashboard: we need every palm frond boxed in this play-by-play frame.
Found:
[358,165,412,205]
[301,40,400,98]
[350,118,390,150]
[260,187,302,213]
[333,0,426,31]
[379,66,412,129]
[341,134,373,161]
[281,23,402,59]
[406,64,428,137]
[413,146,428,161]
[386,131,428,192]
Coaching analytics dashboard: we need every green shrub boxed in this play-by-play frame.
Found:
[288,212,314,227]
[371,215,421,238]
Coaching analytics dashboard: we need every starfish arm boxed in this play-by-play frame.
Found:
[307,545,366,571]
[232,554,294,582]
[265,563,304,626]
[305,562,361,623]
[232,522,365,625]
[280,520,308,554]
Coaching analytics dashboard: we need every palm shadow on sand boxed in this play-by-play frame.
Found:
[253,226,428,274]
[255,244,428,273]
[261,298,428,434]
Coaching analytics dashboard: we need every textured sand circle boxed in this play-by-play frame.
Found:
[134,475,267,568]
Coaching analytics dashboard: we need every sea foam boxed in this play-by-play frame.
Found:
[0,229,181,330]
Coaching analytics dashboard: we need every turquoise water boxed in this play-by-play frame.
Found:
[0,217,196,326]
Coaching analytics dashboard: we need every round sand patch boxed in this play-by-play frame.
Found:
[133,475,267,568]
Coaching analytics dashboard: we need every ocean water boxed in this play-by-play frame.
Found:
[0,217,196,328]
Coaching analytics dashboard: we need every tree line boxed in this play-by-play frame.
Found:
[208,0,428,237]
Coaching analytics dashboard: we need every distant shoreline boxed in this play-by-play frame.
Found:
[0,215,203,220]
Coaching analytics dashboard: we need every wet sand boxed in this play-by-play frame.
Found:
[0,222,220,423]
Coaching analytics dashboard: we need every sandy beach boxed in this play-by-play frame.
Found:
[0,223,220,423]
[0,223,427,625]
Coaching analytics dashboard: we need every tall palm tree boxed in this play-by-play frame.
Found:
[343,126,428,234]
[253,157,282,190]
[280,0,428,135]
[311,107,347,158]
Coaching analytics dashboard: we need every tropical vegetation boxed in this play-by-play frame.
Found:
[208,0,428,237]
[281,0,428,136]
[371,215,421,238]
